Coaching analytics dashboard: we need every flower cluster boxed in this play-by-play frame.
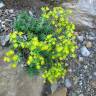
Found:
[4,7,77,83]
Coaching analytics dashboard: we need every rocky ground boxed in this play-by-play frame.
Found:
[0,0,96,96]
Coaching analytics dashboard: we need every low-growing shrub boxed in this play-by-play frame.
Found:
[4,7,77,83]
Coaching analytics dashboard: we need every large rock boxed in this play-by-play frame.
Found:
[16,73,44,96]
[62,0,96,29]
[49,87,67,96]
[0,2,5,8]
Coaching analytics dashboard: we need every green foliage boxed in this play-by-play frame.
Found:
[4,7,77,83]
[14,11,53,41]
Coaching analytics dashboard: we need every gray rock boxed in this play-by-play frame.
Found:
[9,9,14,14]
[0,35,9,46]
[86,35,95,40]
[49,87,67,96]
[79,94,84,96]
[51,83,58,94]
[64,78,72,88]
[79,56,84,62]
[93,72,96,76]
[80,46,90,57]
[0,2,4,8]
[86,41,92,48]
[77,36,84,42]
[29,11,34,17]
[71,92,77,96]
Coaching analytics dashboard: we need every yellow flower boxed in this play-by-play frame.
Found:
[41,45,49,50]
[6,50,14,56]
[27,60,31,65]
[11,64,17,68]
[45,7,49,11]
[12,55,18,61]
[4,57,10,62]
[13,43,18,48]
[41,7,45,11]
[56,46,63,52]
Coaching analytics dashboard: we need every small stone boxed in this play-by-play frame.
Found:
[86,41,92,48]
[0,2,4,8]
[68,68,72,73]
[9,9,14,14]
[90,80,96,88]
[79,94,84,96]
[79,56,83,62]
[93,72,96,76]
[64,78,72,88]
[49,87,67,96]
[51,83,58,94]
[29,11,33,16]
[80,46,90,57]
[87,36,95,40]
[0,35,9,46]
[71,92,77,96]
[77,36,84,42]
[84,65,88,69]
[89,75,92,79]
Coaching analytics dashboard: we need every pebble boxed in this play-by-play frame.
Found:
[64,78,72,88]
[93,72,96,76]
[0,35,10,46]
[29,10,33,16]
[84,65,88,70]
[51,83,58,94]
[86,36,95,40]
[86,41,92,48]
[8,9,14,14]
[79,56,83,62]
[0,2,4,8]
[79,94,84,96]
[80,46,90,57]
[77,36,84,42]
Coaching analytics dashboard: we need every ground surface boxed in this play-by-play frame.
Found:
[0,0,96,96]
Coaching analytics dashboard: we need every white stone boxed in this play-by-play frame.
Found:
[29,11,33,16]
[80,46,90,57]
[79,56,84,62]
[0,2,4,8]
[93,72,96,76]
[51,83,58,94]
[64,79,72,88]
[0,35,9,46]
[9,9,14,13]
[77,36,84,42]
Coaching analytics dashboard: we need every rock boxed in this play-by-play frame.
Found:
[84,65,88,70]
[9,9,14,14]
[0,2,5,8]
[62,1,96,29]
[93,72,96,76]
[90,80,96,88]
[79,56,83,62]
[77,36,84,42]
[79,94,84,96]
[86,41,92,48]
[49,87,67,96]
[64,78,72,88]
[71,92,78,96]
[16,73,44,96]
[29,10,33,17]
[80,46,90,57]
[51,83,58,94]
[0,35,9,46]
